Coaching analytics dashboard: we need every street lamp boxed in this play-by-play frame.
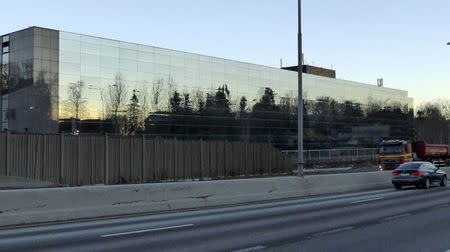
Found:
[447,42,450,46]
[297,0,305,177]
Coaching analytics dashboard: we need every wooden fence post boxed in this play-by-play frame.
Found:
[154,137,157,182]
[5,131,10,176]
[104,134,109,185]
[119,136,123,183]
[174,138,177,181]
[59,134,64,185]
[91,136,94,185]
[245,141,248,177]
[224,140,227,177]
[141,135,145,183]
[26,133,30,179]
[77,135,81,186]
[129,137,132,183]
[42,134,46,181]
[200,139,204,180]
[268,143,272,176]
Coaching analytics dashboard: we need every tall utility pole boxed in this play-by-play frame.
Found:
[297,0,304,177]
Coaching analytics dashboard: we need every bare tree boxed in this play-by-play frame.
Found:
[67,80,86,120]
[152,78,164,111]
[137,83,151,126]
[1,62,9,94]
[435,98,450,119]
[22,59,33,80]
[415,99,450,144]
[417,101,448,120]
[106,73,128,133]
[166,76,176,111]
[192,89,205,112]
[126,90,141,135]
[239,96,248,113]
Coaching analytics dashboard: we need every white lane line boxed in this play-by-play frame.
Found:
[317,226,354,237]
[383,213,412,222]
[233,245,267,252]
[101,224,194,238]
[351,197,384,204]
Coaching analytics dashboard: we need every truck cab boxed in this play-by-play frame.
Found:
[379,140,414,170]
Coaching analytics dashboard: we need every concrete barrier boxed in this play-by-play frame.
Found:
[0,170,425,227]
[306,171,392,195]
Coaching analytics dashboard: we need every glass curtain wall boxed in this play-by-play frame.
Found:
[58,31,413,149]
[4,27,59,133]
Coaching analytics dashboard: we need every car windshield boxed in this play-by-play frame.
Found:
[396,163,422,171]
[379,145,404,154]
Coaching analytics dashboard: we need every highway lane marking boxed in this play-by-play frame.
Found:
[100,224,195,238]
[233,245,267,252]
[351,197,384,204]
[317,226,354,237]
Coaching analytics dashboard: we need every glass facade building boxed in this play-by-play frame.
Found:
[0,27,59,132]
[0,27,414,149]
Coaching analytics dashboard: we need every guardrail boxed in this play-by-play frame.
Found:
[282,148,379,162]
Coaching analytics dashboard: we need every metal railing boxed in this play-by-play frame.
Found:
[282,148,379,163]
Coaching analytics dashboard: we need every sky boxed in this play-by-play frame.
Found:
[1,0,449,106]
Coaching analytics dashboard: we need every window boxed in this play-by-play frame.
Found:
[426,163,437,172]
[397,163,421,170]
[379,145,403,154]
[2,35,9,43]
[2,35,10,51]
[2,53,10,64]
[419,165,428,172]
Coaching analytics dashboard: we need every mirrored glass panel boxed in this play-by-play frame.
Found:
[55,31,413,149]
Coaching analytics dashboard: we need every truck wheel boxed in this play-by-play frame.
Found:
[394,184,402,190]
[440,176,447,187]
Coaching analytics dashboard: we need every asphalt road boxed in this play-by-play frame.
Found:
[1,184,450,252]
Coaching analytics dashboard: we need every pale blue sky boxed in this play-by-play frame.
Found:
[1,0,449,105]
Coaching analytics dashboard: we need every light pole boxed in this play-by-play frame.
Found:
[447,43,449,145]
[297,0,304,177]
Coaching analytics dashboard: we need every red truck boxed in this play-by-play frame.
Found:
[413,141,450,164]
[379,140,450,170]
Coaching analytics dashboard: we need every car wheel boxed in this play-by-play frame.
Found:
[440,176,447,187]
[424,178,431,189]
[394,184,402,190]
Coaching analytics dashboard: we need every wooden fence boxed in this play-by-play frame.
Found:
[0,133,293,186]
